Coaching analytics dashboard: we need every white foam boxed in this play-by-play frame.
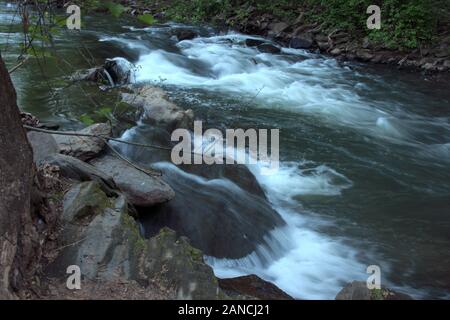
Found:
[206,160,372,300]
[131,32,421,142]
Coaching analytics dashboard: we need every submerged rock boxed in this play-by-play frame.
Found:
[245,38,266,47]
[90,154,175,208]
[257,43,281,54]
[172,29,198,41]
[53,123,111,161]
[289,33,313,49]
[219,275,293,300]
[140,162,285,259]
[121,85,194,130]
[335,281,414,300]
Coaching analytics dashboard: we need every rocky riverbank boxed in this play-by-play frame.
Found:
[106,0,450,78]
[15,73,296,300]
[224,12,450,75]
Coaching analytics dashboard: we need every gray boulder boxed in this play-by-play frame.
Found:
[27,131,60,165]
[53,123,111,161]
[268,22,290,36]
[172,29,197,41]
[121,85,194,130]
[73,58,135,86]
[245,38,266,47]
[90,154,175,208]
[356,49,374,62]
[43,154,117,196]
[257,43,281,54]
[140,228,223,300]
[46,181,223,299]
[290,33,313,49]
[47,181,147,281]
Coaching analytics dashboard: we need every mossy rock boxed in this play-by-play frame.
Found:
[63,181,111,223]
[140,227,223,300]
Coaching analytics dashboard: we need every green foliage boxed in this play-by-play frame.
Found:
[78,101,134,127]
[137,14,156,26]
[104,2,128,18]
[166,0,233,23]
[370,288,384,300]
[304,0,444,49]
[165,0,448,50]
[79,114,95,126]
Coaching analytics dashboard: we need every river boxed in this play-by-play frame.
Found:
[1,2,450,299]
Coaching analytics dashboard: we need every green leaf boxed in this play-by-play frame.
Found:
[79,114,95,126]
[105,2,127,18]
[137,14,156,25]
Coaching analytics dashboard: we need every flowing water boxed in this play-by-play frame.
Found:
[2,2,450,299]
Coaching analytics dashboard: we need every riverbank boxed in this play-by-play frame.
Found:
[99,0,450,77]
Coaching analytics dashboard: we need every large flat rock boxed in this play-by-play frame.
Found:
[90,154,175,207]
[53,123,111,161]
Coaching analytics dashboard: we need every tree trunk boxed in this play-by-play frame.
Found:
[0,53,33,298]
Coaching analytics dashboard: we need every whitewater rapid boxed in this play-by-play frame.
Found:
[99,25,449,299]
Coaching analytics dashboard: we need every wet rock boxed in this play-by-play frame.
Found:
[330,48,342,56]
[444,60,450,69]
[219,275,293,300]
[356,49,374,62]
[245,38,266,47]
[422,62,436,71]
[333,37,349,45]
[73,58,135,86]
[268,22,290,36]
[289,34,313,49]
[419,57,435,66]
[72,67,100,82]
[27,131,59,165]
[257,43,281,54]
[43,154,117,196]
[103,57,135,85]
[90,154,175,208]
[181,163,268,199]
[336,281,413,300]
[317,41,330,51]
[53,123,111,161]
[314,34,329,43]
[121,85,194,130]
[140,162,286,259]
[370,54,384,63]
[362,37,371,49]
[173,29,197,41]
[433,47,449,58]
